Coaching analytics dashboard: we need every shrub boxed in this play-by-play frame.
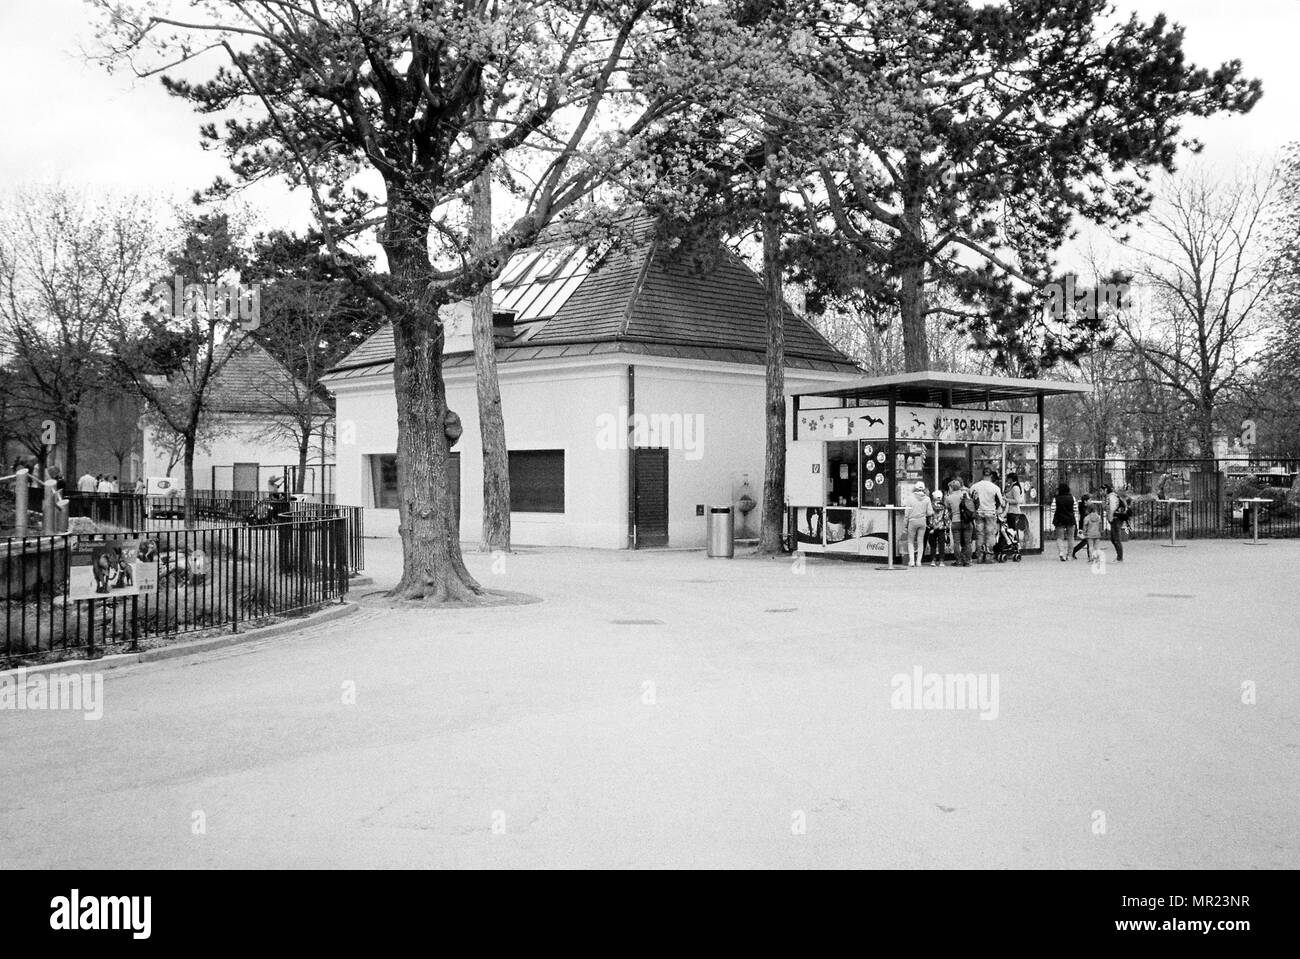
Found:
[65,516,128,535]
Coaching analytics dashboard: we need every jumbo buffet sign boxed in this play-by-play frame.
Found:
[797,406,1042,444]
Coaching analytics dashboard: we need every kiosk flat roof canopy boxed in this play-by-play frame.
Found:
[788,370,1093,406]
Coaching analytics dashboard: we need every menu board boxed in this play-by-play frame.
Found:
[859,441,893,507]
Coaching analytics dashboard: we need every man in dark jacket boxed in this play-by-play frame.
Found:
[1103,484,1125,562]
[265,476,295,572]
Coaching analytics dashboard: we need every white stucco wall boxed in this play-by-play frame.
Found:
[447,360,628,548]
[330,380,396,531]
[333,357,627,547]
[142,414,333,491]
[329,352,856,549]
[632,363,847,546]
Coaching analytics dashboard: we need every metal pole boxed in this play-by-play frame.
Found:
[1161,498,1189,549]
[877,392,906,573]
[626,364,636,550]
[1242,498,1268,546]
[876,507,908,572]
[231,526,240,634]
[14,469,29,537]
[41,478,63,535]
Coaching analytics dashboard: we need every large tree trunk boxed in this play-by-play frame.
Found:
[899,152,931,373]
[470,165,511,553]
[758,137,787,556]
[386,267,481,602]
[295,435,310,494]
[183,437,196,528]
[1197,398,1216,460]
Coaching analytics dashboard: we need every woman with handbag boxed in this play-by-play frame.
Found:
[1004,472,1027,548]
[1051,483,1077,561]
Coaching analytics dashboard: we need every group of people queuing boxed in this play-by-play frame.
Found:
[76,472,122,494]
[902,468,1029,567]
[1051,483,1130,564]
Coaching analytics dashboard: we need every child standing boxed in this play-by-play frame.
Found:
[927,489,950,567]
[1081,502,1105,564]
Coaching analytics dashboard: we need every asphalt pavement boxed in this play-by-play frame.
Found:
[1,537,1295,868]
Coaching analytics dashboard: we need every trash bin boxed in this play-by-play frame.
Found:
[707,505,734,558]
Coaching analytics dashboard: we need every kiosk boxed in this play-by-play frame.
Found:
[786,372,1091,561]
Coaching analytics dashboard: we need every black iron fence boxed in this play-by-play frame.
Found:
[1044,458,1300,540]
[59,493,365,573]
[209,465,335,499]
[65,492,146,529]
[2,514,351,666]
[289,501,365,573]
[1116,497,1300,540]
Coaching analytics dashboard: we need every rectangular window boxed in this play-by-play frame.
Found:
[509,450,564,513]
[825,441,858,507]
[369,454,400,510]
[369,453,460,513]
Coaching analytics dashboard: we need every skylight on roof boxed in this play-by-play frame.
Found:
[534,246,577,280]
[493,244,591,321]
[495,251,541,290]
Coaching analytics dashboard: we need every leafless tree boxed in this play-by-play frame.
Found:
[1117,167,1279,457]
[0,187,157,479]
[814,291,996,378]
[243,287,341,494]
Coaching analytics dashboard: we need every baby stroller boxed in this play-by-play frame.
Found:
[991,515,1023,563]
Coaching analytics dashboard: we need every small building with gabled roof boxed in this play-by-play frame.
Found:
[141,338,334,495]
[322,219,860,548]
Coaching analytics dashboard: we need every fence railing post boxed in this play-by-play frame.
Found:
[1161,498,1189,549]
[335,516,349,598]
[231,526,240,633]
[14,469,29,537]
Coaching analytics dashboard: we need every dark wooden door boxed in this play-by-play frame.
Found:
[1190,469,1222,532]
[233,462,259,494]
[634,448,669,547]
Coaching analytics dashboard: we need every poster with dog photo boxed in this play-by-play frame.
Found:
[68,538,158,601]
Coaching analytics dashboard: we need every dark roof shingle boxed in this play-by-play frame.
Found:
[327,218,856,374]
[207,339,325,415]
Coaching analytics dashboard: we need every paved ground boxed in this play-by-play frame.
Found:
[2,536,1297,869]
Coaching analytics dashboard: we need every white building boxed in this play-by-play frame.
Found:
[141,339,334,495]
[323,219,860,548]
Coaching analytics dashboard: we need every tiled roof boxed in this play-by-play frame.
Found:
[207,339,328,415]
[330,324,396,371]
[324,341,857,382]
[620,244,845,360]
[327,218,857,374]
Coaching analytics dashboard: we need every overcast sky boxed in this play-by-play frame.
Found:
[1,0,1296,236]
